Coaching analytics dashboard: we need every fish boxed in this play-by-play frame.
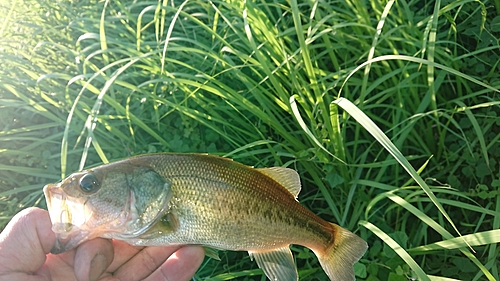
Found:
[43,153,368,281]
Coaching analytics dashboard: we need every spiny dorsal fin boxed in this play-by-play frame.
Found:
[256,167,301,198]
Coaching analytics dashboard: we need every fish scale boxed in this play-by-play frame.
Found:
[43,153,368,281]
[143,154,323,249]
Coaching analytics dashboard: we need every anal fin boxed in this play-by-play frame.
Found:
[248,246,298,281]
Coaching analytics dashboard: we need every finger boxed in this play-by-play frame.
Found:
[105,240,143,272]
[74,238,114,281]
[147,246,205,281]
[0,207,55,273]
[111,245,182,281]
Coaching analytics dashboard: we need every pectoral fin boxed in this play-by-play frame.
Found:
[135,212,179,239]
[248,246,298,281]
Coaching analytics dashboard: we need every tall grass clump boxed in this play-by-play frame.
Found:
[0,0,75,224]
[1,0,499,280]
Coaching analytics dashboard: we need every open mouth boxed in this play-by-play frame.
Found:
[43,183,94,253]
[44,184,92,232]
[43,182,138,253]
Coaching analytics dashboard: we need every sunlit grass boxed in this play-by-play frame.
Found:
[1,0,499,280]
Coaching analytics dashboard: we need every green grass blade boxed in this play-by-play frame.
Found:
[454,101,489,167]
[333,97,467,245]
[339,55,500,95]
[409,230,500,252]
[360,220,430,281]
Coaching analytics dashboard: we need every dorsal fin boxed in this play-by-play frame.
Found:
[256,167,301,198]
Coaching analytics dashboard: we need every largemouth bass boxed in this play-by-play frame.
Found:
[43,153,367,281]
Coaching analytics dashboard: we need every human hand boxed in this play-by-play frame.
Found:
[0,207,205,281]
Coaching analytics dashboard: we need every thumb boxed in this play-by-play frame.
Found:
[74,238,114,281]
[0,207,56,273]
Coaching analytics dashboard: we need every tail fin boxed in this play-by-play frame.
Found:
[314,223,368,281]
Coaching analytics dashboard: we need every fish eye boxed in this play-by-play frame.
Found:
[79,173,100,194]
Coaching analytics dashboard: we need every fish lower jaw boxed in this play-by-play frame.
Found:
[51,228,92,254]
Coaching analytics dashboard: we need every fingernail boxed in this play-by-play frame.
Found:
[89,253,107,281]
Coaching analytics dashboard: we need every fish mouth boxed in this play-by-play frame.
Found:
[43,182,156,254]
[43,183,95,254]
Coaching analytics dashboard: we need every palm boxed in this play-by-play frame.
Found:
[40,240,202,281]
[0,208,204,281]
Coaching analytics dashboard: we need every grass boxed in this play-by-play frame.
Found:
[1,0,500,280]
